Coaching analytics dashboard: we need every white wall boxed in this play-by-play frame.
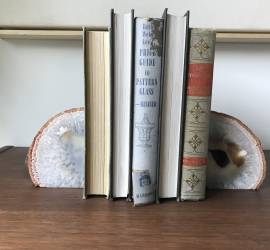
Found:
[212,43,270,149]
[0,0,270,148]
[0,0,270,29]
[0,39,84,147]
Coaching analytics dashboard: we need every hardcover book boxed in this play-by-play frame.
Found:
[83,27,112,198]
[180,28,216,201]
[159,11,190,199]
[131,16,164,205]
[111,10,134,199]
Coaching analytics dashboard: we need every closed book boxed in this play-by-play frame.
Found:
[159,11,189,199]
[132,17,164,206]
[111,9,134,199]
[83,27,112,199]
[180,29,216,201]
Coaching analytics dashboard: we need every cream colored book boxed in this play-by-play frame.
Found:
[84,28,111,197]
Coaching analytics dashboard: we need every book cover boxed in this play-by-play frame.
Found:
[111,9,134,199]
[83,27,112,199]
[132,17,164,205]
[180,28,216,201]
[159,11,189,199]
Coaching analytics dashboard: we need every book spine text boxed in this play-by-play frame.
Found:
[132,18,163,205]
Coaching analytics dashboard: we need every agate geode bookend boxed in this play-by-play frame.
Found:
[27,108,85,188]
[207,111,266,190]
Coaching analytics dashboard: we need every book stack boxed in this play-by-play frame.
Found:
[83,9,216,206]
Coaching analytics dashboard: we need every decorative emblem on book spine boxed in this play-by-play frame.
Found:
[139,171,152,187]
[135,113,155,147]
[189,102,206,122]
[188,134,203,152]
[185,172,200,191]
[193,38,210,59]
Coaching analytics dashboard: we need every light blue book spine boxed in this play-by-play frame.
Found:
[132,17,163,205]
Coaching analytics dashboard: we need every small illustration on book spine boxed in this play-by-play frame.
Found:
[135,113,155,147]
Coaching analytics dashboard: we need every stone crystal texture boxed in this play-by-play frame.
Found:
[27,108,84,188]
[208,111,266,190]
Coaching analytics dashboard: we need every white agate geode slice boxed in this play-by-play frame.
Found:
[27,108,84,188]
[207,111,266,190]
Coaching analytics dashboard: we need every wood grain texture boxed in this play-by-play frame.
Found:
[0,147,269,249]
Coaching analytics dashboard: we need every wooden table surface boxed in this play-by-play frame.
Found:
[0,147,269,250]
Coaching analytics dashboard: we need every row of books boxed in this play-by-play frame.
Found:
[83,9,216,205]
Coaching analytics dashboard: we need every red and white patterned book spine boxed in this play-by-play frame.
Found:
[181,29,216,201]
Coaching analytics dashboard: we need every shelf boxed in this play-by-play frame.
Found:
[216,32,270,43]
[0,29,83,40]
[0,147,269,249]
[1,28,270,43]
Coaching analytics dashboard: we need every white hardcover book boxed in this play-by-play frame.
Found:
[159,14,188,198]
[112,12,133,198]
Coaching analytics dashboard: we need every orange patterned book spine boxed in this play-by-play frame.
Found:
[180,29,216,201]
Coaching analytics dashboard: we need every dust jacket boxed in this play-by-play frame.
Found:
[131,16,164,206]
